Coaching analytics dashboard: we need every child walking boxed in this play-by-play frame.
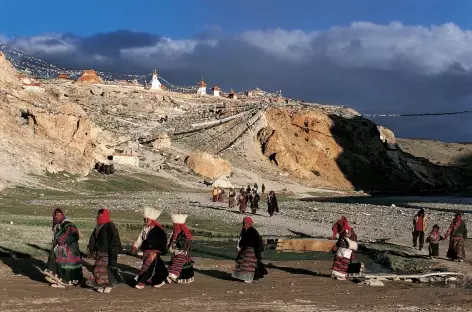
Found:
[426,224,443,259]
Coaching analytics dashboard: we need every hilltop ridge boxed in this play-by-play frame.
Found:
[0,54,470,193]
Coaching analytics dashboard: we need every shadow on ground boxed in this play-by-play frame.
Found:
[0,244,141,288]
[193,268,234,281]
[0,246,46,283]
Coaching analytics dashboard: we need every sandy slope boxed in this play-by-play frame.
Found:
[398,138,472,169]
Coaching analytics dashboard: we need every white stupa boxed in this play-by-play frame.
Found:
[150,70,162,90]
[197,78,207,95]
[212,85,221,97]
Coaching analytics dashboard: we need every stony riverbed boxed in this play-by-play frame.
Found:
[25,191,472,242]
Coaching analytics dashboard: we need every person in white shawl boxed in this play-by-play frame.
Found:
[132,206,169,289]
[331,216,358,280]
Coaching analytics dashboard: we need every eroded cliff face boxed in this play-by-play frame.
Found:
[258,108,467,192]
[0,52,114,187]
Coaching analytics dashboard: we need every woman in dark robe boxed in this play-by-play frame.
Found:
[167,214,195,284]
[232,217,268,283]
[43,208,83,288]
[444,212,468,262]
[238,190,248,214]
[250,191,260,214]
[132,207,168,289]
[86,208,123,293]
[331,216,358,280]
[267,190,279,217]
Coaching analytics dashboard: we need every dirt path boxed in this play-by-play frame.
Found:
[0,256,471,312]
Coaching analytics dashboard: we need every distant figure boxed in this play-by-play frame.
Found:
[246,185,251,194]
[43,208,83,288]
[238,191,248,214]
[217,188,224,202]
[412,208,426,251]
[212,188,219,202]
[267,190,278,217]
[253,183,258,192]
[228,188,237,208]
[247,192,253,209]
[261,183,266,194]
[251,191,260,214]
[426,224,443,259]
[443,212,467,262]
[232,217,268,283]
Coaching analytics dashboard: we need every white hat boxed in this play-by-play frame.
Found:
[171,213,188,224]
[143,206,162,220]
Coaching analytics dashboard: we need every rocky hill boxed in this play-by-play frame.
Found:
[0,53,113,190]
[256,108,469,192]
[0,53,470,193]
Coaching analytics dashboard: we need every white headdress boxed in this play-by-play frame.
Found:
[143,206,162,221]
[171,213,188,224]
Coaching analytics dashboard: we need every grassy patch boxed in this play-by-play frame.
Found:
[0,171,241,257]
[362,243,430,273]
[0,172,184,198]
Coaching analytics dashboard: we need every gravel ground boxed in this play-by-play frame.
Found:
[26,192,472,241]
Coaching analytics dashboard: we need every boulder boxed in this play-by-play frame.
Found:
[359,279,385,287]
[152,133,171,150]
[185,152,232,179]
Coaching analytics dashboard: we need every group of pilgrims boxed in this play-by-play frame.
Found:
[412,208,468,261]
[330,209,469,280]
[42,203,468,292]
[43,206,268,292]
[226,183,279,217]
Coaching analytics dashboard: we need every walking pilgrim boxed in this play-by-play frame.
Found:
[228,188,237,208]
[426,224,443,259]
[444,212,468,262]
[86,208,123,293]
[267,190,279,217]
[232,216,268,283]
[167,214,195,284]
[132,206,169,289]
[412,208,427,251]
[250,190,260,214]
[43,208,83,288]
[238,189,248,214]
[331,216,358,281]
